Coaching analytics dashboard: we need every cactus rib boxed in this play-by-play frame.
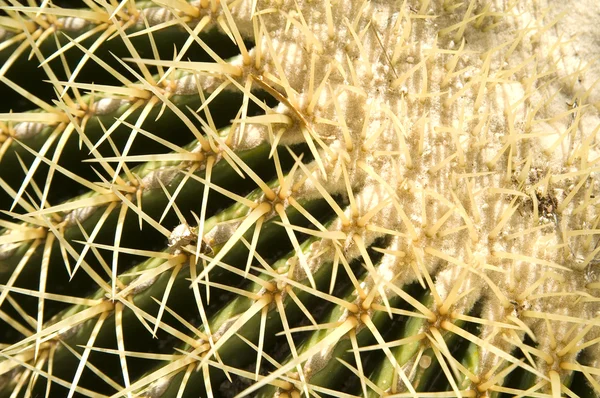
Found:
[1,0,600,397]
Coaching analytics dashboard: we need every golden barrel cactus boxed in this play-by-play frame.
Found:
[0,0,599,397]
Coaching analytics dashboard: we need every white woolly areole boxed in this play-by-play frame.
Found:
[224,0,600,392]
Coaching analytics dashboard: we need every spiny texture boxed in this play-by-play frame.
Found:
[0,0,599,397]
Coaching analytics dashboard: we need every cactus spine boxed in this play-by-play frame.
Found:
[0,0,599,397]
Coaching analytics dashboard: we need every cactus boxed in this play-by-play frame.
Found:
[0,0,599,397]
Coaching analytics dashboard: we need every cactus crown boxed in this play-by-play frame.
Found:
[0,0,599,397]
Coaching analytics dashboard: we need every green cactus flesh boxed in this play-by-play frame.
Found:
[0,1,599,397]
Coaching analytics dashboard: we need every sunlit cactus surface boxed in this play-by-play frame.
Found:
[0,0,599,397]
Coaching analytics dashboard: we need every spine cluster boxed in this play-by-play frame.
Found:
[0,0,598,397]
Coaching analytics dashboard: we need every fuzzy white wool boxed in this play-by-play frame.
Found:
[220,0,600,393]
